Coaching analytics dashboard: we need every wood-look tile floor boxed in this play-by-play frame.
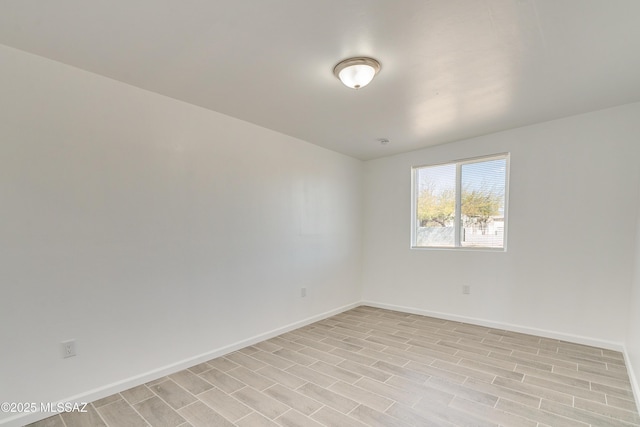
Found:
[28,306,640,426]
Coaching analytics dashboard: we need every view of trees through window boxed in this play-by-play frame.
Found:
[413,155,508,249]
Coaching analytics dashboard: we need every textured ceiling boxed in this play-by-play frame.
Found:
[0,0,639,160]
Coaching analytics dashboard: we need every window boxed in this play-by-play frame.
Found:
[411,154,509,250]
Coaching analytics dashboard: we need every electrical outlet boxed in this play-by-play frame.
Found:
[462,285,471,295]
[61,340,76,358]
[301,287,307,297]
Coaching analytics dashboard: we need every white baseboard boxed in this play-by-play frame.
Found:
[3,301,360,427]
[361,300,626,352]
[622,345,640,414]
[6,300,636,427]
[369,300,639,411]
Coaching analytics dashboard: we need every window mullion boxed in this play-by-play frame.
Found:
[455,163,461,247]
[411,168,418,247]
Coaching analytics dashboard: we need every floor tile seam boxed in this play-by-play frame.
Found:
[358,335,389,351]
[272,407,296,423]
[498,357,553,372]
[305,350,348,366]
[590,381,637,399]
[406,344,461,361]
[468,375,544,408]
[233,410,258,425]
[432,358,499,383]
[458,354,519,379]
[440,343,493,357]
[491,375,560,407]
[192,361,213,370]
[130,393,158,408]
[248,352,297,371]
[285,364,340,388]
[494,396,544,426]
[272,350,318,367]
[294,383,360,414]
[541,397,640,425]
[121,384,156,406]
[573,397,640,419]
[56,414,69,427]
[513,353,579,371]
[450,394,517,425]
[88,402,111,427]
[405,392,424,410]
[292,338,338,352]
[544,359,602,372]
[461,375,498,390]
[539,355,607,370]
[488,394,501,409]
[517,367,526,382]
[578,371,631,390]
[521,375,608,403]
[496,336,541,352]
[328,377,400,410]
[361,333,396,345]
[380,397,397,413]
[377,359,432,381]
[232,386,295,421]
[524,366,591,385]
[179,399,239,425]
[94,395,125,410]
[364,344,407,363]
[398,358,411,368]
[361,375,423,405]
[162,374,220,408]
[500,397,591,427]
[558,352,624,365]
[551,367,633,390]
[346,402,407,425]
[179,399,205,414]
[304,359,365,384]
[140,384,193,420]
[197,387,255,423]
[227,363,271,382]
[414,396,480,426]
[193,366,215,377]
[303,403,328,419]
[434,376,499,405]
[261,382,280,396]
[269,381,338,413]
[368,327,412,339]
[605,394,640,412]
[214,357,242,371]
[603,365,633,376]
[126,397,154,427]
[458,355,521,375]
[552,384,611,409]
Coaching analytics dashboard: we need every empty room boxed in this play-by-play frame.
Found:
[1,1,640,426]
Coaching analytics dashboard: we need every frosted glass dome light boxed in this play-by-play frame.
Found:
[333,57,381,89]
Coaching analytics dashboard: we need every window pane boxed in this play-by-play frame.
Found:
[415,164,456,247]
[460,159,506,248]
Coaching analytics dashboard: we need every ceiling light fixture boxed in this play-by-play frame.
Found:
[333,57,381,90]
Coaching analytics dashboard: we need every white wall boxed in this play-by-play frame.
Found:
[362,103,640,346]
[627,182,640,405]
[0,45,362,425]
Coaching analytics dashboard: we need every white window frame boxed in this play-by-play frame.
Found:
[410,153,510,251]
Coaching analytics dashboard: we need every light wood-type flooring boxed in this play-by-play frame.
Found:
[28,306,640,426]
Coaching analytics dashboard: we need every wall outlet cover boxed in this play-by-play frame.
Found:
[61,340,76,358]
